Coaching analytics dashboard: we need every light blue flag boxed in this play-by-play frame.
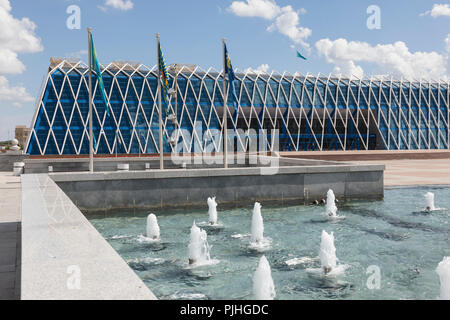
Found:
[91,35,110,117]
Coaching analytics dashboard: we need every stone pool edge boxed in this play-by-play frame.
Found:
[20,174,156,300]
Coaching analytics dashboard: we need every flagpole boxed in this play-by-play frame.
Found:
[157,33,164,170]
[222,38,228,169]
[88,28,94,173]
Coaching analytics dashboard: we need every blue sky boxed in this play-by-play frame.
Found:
[0,0,449,140]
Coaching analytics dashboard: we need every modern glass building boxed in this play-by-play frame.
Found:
[26,58,450,155]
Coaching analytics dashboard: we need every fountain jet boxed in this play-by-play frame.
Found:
[253,255,276,300]
[319,230,337,274]
[436,257,450,300]
[207,197,218,225]
[326,189,338,217]
[251,202,264,243]
[146,214,160,240]
[188,222,211,265]
[425,192,436,211]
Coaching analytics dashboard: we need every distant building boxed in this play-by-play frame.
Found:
[25,58,450,155]
[15,125,30,148]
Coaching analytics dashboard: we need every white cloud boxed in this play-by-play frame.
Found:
[0,48,25,74]
[421,4,450,18]
[0,0,43,74]
[315,38,448,80]
[229,0,280,20]
[0,0,42,107]
[229,0,310,48]
[245,63,270,74]
[267,6,311,48]
[0,76,33,104]
[104,0,134,11]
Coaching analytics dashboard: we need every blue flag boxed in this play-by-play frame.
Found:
[224,44,239,120]
[158,41,170,117]
[91,34,110,117]
[296,50,307,60]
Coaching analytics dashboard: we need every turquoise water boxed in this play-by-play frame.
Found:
[88,187,450,300]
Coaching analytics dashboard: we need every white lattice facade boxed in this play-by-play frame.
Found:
[26,59,450,155]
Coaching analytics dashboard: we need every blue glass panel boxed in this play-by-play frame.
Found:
[62,137,76,155]
[78,134,89,155]
[60,80,75,121]
[119,113,133,147]
[213,79,224,106]
[53,107,67,151]
[69,108,84,149]
[256,80,266,106]
[27,132,41,155]
[68,71,81,94]
[77,77,89,122]
[129,134,141,154]
[126,83,139,122]
[190,77,202,99]
[45,80,59,122]
[116,72,129,95]
[96,134,110,154]
[102,74,113,95]
[45,135,59,155]
[132,76,144,98]
[35,106,50,149]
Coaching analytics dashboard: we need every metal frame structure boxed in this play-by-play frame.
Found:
[26,59,450,155]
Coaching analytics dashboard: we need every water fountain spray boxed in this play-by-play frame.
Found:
[251,202,264,243]
[319,230,337,274]
[188,222,211,265]
[436,257,450,300]
[253,255,276,300]
[146,214,160,240]
[425,192,436,211]
[207,197,218,225]
[326,189,338,217]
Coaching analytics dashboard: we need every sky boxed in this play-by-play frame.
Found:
[0,0,449,140]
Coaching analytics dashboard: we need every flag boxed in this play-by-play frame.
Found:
[116,130,121,145]
[158,41,169,116]
[224,43,239,120]
[296,50,307,60]
[93,134,98,151]
[90,34,110,117]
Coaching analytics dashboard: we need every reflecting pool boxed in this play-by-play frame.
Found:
[88,187,450,300]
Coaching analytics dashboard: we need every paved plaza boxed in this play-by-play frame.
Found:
[356,159,450,187]
[0,173,21,300]
[0,155,450,299]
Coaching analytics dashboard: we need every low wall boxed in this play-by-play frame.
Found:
[52,163,385,213]
[23,155,348,173]
[0,153,27,171]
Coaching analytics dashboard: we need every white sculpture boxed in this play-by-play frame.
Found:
[10,139,20,151]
